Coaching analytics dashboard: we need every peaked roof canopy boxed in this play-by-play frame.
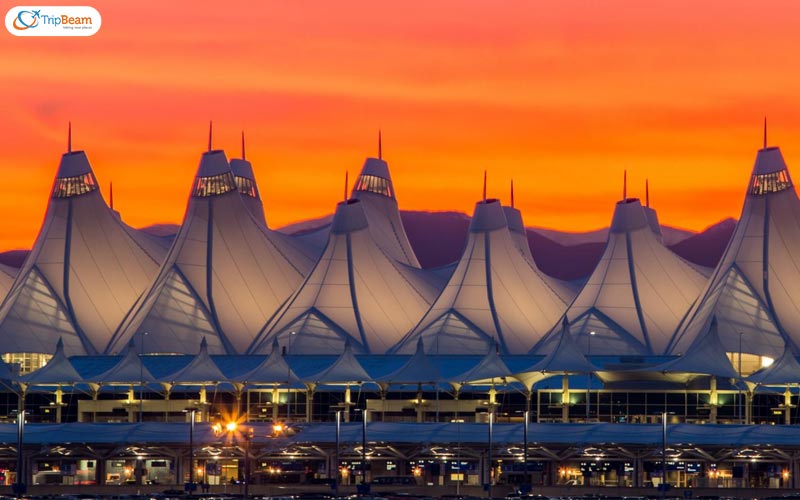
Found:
[533,198,707,356]
[19,338,83,385]
[669,146,800,359]
[0,146,166,357]
[351,157,420,267]
[249,198,440,355]
[163,338,227,384]
[93,341,156,384]
[391,199,568,355]
[107,149,313,355]
[306,340,372,384]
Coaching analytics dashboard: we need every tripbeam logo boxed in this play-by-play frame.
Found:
[6,6,101,36]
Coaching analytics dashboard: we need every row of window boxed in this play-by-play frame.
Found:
[353,174,393,198]
[749,169,793,195]
[51,173,98,198]
[235,176,259,199]
[192,172,236,197]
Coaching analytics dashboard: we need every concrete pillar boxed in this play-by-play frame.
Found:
[245,390,251,423]
[272,387,279,421]
[561,375,570,423]
[199,387,208,421]
[55,386,63,423]
[128,386,136,423]
[344,385,352,422]
[709,377,718,424]
[745,390,753,425]
[18,387,26,413]
[785,387,793,425]
[95,459,105,485]
[306,387,314,423]
[536,390,541,423]
[416,384,424,423]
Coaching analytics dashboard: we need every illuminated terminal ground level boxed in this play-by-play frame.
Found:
[0,421,799,491]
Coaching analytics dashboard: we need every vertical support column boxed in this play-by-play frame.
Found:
[785,387,792,425]
[344,385,352,422]
[55,387,63,423]
[745,390,753,425]
[199,387,208,421]
[416,384,424,423]
[306,387,314,423]
[128,386,136,423]
[561,375,570,423]
[272,387,280,421]
[536,390,541,423]
[709,377,718,424]
[95,459,105,485]
[245,390,251,423]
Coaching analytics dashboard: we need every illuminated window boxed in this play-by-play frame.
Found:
[192,172,236,197]
[2,352,52,375]
[52,173,98,198]
[726,352,774,377]
[235,176,259,199]
[749,169,792,195]
[353,174,392,198]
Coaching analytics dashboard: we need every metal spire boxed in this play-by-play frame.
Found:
[241,131,246,160]
[378,130,382,160]
[109,181,114,210]
[510,179,515,208]
[483,170,487,201]
[646,179,650,207]
[207,121,213,152]
[763,116,767,149]
[623,170,627,200]
[344,171,349,202]
[67,121,72,153]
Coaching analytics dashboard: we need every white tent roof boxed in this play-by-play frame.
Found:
[0,264,17,299]
[377,339,442,384]
[249,198,439,355]
[748,347,800,385]
[351,157,420,267]
[451,344,512,385]
[516,318,599,389]
[92,341,156,384]
[533,199,707,356]
[390,199,569,355]
[233,339,299,384]
[503,204,576,303]
[230,156,267,227]
[653,318,738,379]
[0,149,165,356]
[19,338,83,385]
[163,338,226,384]
[668,146,800,360]
[306,340,372,384]
[107,150,313,355]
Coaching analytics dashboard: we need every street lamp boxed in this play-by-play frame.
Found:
[220,421,258,500]
[13,410,25,495]
[523,410,530,493]
[334,410,341,494]
[661,411,668,499]
[587,331,596,421]
[358,408,369,494]
[183,408,197,493]
[487,410,494,499]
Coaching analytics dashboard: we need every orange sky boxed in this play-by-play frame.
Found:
[1,0,800,249]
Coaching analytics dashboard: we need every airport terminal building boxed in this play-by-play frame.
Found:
[1,130,800,491]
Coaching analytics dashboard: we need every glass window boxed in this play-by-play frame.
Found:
[52,173,98,198]
[235,176,259,199]
[749,169,792,195]
[192,172,236,197]
[353,174,393,198]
